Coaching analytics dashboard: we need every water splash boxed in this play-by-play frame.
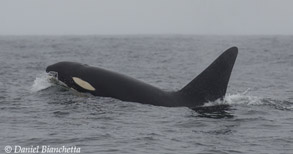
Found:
[224,93,263,105]
[203,89,263,107]
[31,73,53,92]
[202,89,293,111]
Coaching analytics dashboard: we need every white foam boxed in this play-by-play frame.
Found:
[224,93,263,105]
[31,73,53,92]
[203,89,263,106]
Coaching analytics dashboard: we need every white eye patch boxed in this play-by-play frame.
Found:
[72,77,96,91]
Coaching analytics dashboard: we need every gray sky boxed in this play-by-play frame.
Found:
[1,0,293,35]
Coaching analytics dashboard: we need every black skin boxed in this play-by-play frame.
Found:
[46,47,238,108]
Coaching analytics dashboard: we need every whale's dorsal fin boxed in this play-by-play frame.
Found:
[179,47,238,106]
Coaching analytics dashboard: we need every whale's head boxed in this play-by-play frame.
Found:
[46,62,96,91]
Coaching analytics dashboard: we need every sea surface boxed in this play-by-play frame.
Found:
[0,35,292,154]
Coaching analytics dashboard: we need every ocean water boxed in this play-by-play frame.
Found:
[0,35,292,154]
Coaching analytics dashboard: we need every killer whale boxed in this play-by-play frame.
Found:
[46,47,238,107]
